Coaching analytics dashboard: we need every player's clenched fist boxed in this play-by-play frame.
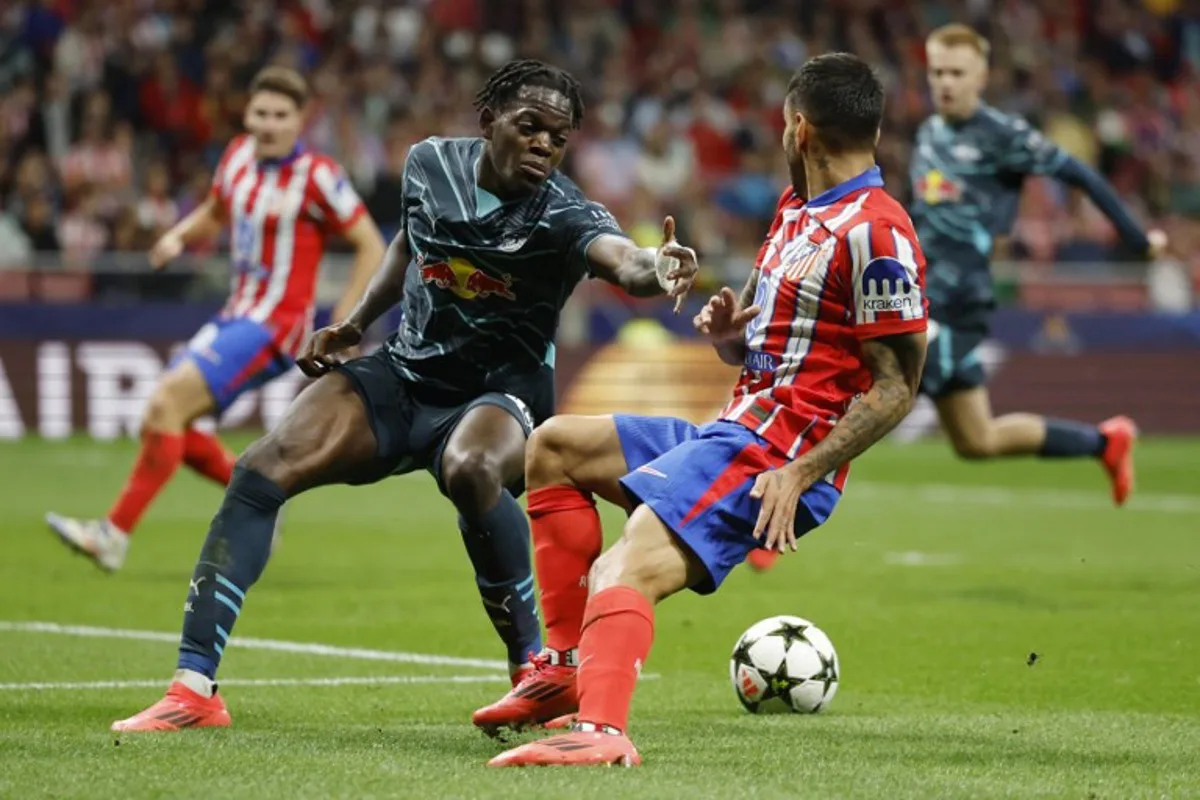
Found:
[297,321,363,377]
[148,231,184,270]
[693,286,760,343]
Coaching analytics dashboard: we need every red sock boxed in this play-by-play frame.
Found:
[183,429,235,486]
[576,586,655,733]
[107,430,185,534]
[527,485,604,655]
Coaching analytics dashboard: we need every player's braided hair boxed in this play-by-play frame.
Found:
[473,59,585,129]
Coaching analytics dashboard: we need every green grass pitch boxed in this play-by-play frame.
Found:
[2,435,1198,799]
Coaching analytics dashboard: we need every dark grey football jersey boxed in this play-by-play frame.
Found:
[909,104,1072,327]
[384,136,625,413]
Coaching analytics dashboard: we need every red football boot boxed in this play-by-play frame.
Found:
[1098,416,1138,507]
[472,650,577,737]
[111,681,231,732]
[746,548,779,573]
[488,722,641,768]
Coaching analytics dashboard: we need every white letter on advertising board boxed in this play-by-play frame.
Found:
[38,341,72,439]
[0,356,24,440]
[76,343,163,440]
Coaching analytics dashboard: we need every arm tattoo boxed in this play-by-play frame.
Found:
[588,236,665,297]
[738,270,758,310]
[790,331,926,477]
[622,247,667,297]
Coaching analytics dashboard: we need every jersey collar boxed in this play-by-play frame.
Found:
[804,166,883,209]
[257,142,305,168]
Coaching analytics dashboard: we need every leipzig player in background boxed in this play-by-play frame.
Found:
[46,66,386,573]
[478,53,928,766]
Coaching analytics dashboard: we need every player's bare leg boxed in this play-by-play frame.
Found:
[439,405,543,683]
[472,415,629,735]
[935,386,1137,504]
[489,504,705,767]
[46,361,218,572]
[112,372,380,732]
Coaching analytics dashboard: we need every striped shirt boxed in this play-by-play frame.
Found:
[720,168,928,489]
[210,135,366,355]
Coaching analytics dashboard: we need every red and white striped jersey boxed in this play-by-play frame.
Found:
[210,135,366,354]
[719,167,927,489]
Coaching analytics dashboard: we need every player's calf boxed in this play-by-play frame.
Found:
[489,508,698,765]
[177,464,286,680]
[442,417,544,672]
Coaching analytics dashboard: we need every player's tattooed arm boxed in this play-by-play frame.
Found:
[586,217,698,311]
[749,330,926,552]
[799,331,926,476]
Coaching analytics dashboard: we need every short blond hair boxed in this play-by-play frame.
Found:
[926,24,991,59]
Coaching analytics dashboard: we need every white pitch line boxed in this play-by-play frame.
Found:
[0,621,507,671]
[854,481,1200,515]
[0,621,663,684]
[0,675,508,692]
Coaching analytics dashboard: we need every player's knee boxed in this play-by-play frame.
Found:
[951,431,995,460]
[140,385,180,432]
[526,417,569,488]
[525,415,583,489]
[239,433,301,492]
[442,447,505,514]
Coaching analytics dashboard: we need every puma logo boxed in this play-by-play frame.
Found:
[482,593,513,614]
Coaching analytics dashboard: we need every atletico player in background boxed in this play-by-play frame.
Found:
[46,66,385,572]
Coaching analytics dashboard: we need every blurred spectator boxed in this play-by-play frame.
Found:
[0,0,1194,284]
[135,162,179,238]
[20,194,60,253]
[635,118,695,202]
[0,209,32,266]
[57,188,108,266]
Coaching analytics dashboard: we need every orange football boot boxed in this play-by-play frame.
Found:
[472,651,577,736]
[488,723,640,767]
[111,681,231,733]
[1098,416,1138,506]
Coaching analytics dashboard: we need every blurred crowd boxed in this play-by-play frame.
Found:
[1,0,1199,286]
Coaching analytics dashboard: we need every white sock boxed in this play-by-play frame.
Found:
[173,668,215,698]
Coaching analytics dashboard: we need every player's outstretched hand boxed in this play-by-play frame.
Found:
[749,467,815,553]
[657,216,699,314]
[148,232,183,270]
[693,286,760,343]
[297,321,363,378]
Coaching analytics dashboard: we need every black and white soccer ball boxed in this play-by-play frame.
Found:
[729,615,839,714]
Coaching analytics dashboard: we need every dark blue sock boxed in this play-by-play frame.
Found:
[177,466,286,679]
[1040,419,1106,459]
[458,490,542,666]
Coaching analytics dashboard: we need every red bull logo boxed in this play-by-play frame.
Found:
[419,260,458,289]
[417,256,517,301]
[916,169,962,205]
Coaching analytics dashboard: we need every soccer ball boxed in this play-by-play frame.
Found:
[729,615,839,714]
